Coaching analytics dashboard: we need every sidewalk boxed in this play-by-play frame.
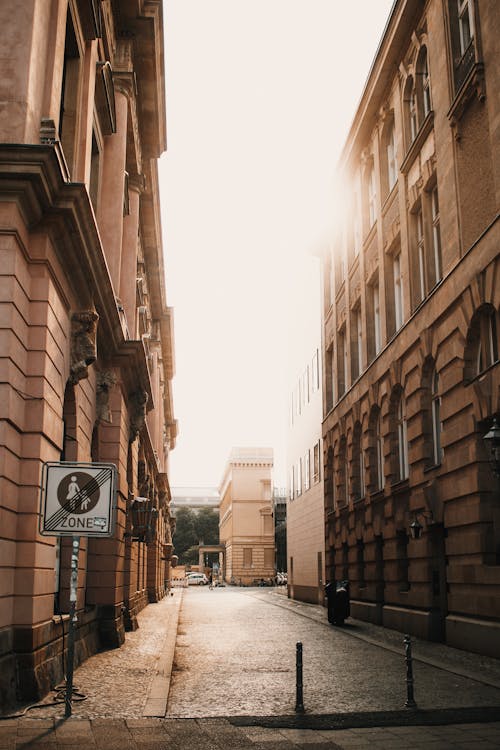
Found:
[1,587,499,748]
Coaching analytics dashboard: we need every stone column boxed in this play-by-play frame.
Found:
[97,87,128,295]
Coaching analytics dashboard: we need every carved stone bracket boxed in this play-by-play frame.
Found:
[69,310,99,384]
[129,389,148,442]
[96,370,117,423]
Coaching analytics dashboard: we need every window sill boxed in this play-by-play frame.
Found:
[423,462,442,474]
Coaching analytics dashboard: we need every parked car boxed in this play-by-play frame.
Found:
[187,573,209,585]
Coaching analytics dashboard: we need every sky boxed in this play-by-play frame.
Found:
[158,0,395,490]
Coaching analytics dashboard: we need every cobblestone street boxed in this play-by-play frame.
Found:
[2,587,500,748]
[167,587,500,718]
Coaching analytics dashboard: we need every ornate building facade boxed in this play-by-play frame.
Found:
[322,0,499,656]
[0,0,177,704]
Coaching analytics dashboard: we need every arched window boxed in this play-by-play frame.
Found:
[404,76,418,146]
[416,47,432,121]
[352,422,365,501]
[325,445,335,510]
[464,305,500,380]
[397,396,409,480]
[431,371,442,466]
[375,409,384,492]
[338,436,348,506]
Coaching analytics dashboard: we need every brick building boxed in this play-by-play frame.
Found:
[322,0,499,656]
[219,448,276,585]
[0,0,177,704]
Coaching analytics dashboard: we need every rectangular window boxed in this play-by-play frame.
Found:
[368,166,377,227]
[416,209,426,302]
[374,283,381,355]
[431,187,442,284]
[296,459,302,497]
[312,349,320,392]
[387,127,397,191]
[313,441,320,483]
[304,450,311,491]
[458,0,473,55]
[289,466,294,501]
[393,254,403,331]
[243,548,253,568]
[359,449,366,499]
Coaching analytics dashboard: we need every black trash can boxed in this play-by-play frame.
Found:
[325,579,350,625]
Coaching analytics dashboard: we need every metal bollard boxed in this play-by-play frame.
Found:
[404,634,417,709]
[295,641,305,713]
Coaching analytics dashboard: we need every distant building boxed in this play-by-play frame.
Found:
[219,448,276,584]
[322,0,499,656]
[286,257,325,604]
[170,487,220,516]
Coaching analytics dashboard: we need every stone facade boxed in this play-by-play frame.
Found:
[219,448,276,585]
[322,0,499,657]
[0,0,177,705]
[286,257,325,605]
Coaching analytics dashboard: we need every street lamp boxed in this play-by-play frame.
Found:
[483,416,500,478]
[409,510,434,540]
[126,496,158,543]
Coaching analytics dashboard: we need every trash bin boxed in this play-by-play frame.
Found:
[325,579,350,625]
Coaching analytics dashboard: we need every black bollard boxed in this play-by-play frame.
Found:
[295,641,305,713]
[404,634,417,709]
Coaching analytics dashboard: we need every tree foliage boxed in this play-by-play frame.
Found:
[173,507,219,564]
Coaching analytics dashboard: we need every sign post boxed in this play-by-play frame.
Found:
[39,461,117,715]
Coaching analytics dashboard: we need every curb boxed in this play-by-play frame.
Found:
[143,587,184,717]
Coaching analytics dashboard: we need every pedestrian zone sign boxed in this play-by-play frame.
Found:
[39,461,117,537]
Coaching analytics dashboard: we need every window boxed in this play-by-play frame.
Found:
[393,254,404,331]
[457,0,474,55]
[448,0,477,92]
[351,307,363,381]
[431,187,442,284]
[352,423,364,502]
[296,458,302,497]
[304,450,311,491]
[338,437,348,506]
[59,8,82,177]
[387,123,397,191]
[313,441,321,483]
[422,51,432,117]
[289,466,294,501]
[342,542,349,580]
[416,207,426,302]
[397,396,409,481]
[405,77,418,143]
[368,164,377,227]
[337,327,348,397]
[374,283,381,355]
[325,445,334,509]
[353,190,362,256]
[312,350,320,392]
[431,371,442,466]
[243,548,253,568]
[376,412,384,491]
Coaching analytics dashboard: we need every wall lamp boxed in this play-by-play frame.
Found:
[409,510,434,540]
[125,496,158,544]
[483,416,500,478]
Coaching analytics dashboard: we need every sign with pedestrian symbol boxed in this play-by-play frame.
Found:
[39,461,117,537]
